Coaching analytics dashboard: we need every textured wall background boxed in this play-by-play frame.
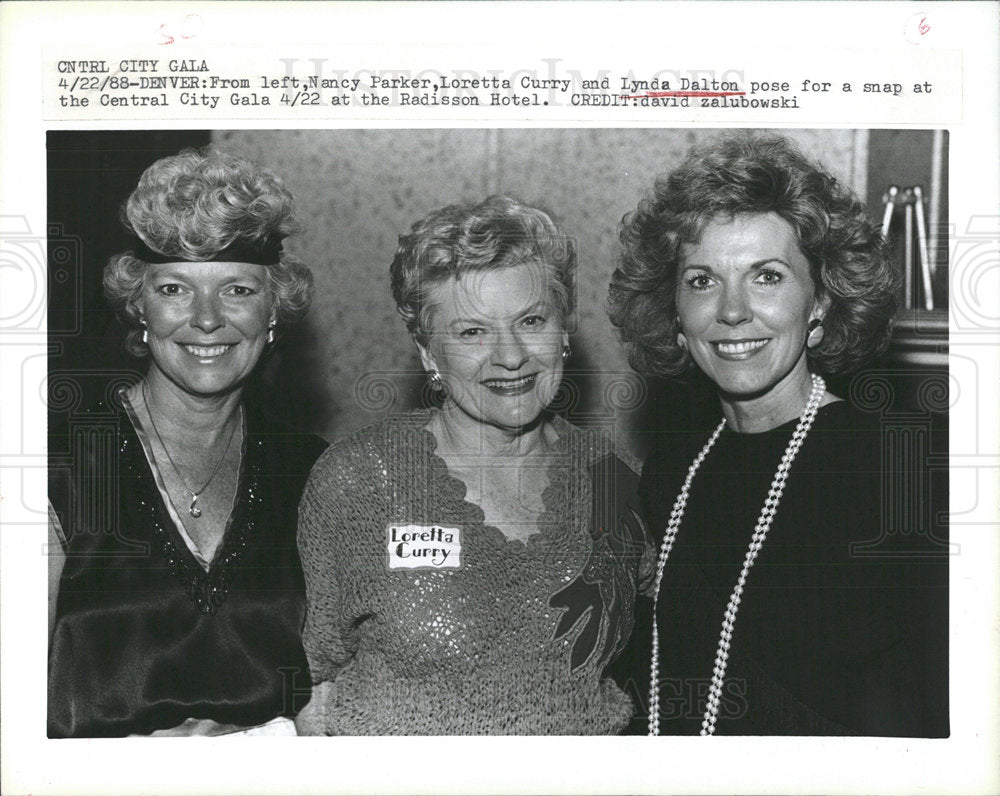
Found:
[214,129,867,451]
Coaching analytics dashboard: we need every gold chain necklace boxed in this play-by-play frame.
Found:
[140,381,242,518]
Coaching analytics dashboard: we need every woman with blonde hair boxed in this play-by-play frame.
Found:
[48,148,326,737]
[296,195,653,735]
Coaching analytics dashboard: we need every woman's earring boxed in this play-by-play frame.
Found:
[428,369,443,390]
[675,317,688,351]
[141,319,148,345]
[267,322,276,344]
[807,317,824,348]
[562,344,571,361]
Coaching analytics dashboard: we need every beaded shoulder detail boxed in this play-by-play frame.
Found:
[390,410,616,551]
[315,410,619,550]
[122,411,263,615]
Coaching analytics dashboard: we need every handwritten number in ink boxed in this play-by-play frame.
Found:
[157,13,203,45]
[157,23,174,45]
[181,14,203,39]
[904,12,931,45]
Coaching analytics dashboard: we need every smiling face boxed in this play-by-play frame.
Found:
[139,261,273,398]
[418,261,568,434]
[676,212,826,402]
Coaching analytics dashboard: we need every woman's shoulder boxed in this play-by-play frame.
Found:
[323,410,430,457]
[810,398,884,458]
[298,412,435,539]
[48,395,133,512]
[816,397,882,427]
[640,421,719,483]
[305,411,431,487]
[250,410,328,469]
[552,414,643,475]
[49,394,129,443]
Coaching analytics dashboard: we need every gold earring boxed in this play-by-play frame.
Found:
[141,319,148,345]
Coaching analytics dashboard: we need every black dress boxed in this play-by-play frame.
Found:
[47,396,327,737]
[609,401,949,736]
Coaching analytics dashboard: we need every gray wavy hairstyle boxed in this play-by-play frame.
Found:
[389,194,577,347]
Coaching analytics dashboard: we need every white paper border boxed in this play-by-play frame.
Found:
[2,3,998,795]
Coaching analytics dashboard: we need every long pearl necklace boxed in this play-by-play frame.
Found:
[647,373,826,736]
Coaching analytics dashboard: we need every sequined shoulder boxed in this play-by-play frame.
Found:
[551,415,643,475]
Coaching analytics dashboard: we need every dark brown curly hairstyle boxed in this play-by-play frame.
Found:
[607,133,899,377]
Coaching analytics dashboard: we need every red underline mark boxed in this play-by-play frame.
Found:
[620,91,747,99]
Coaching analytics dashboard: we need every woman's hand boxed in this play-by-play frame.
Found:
[47,502,67,646]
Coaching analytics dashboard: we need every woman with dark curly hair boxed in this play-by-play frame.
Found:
[296,195,653,735]
[607,133,948,736]
[48,148,327,737]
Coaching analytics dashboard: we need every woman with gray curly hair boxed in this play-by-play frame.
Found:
[48,148,327,737]
[296,195,653,735]
[607,133,948,736]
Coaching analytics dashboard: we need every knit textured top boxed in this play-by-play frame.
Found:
[296,410,654,735]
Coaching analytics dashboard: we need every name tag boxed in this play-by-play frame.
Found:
[386,524,462,570]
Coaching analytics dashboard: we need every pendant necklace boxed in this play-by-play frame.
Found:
[141,380,242,518]
[647,373,825,736]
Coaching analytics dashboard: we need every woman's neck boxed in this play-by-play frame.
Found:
[430,402,558,459]
[127,369,243,441]
[719,363,824,434]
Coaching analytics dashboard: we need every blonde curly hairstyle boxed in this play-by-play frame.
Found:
[103,147,313,357]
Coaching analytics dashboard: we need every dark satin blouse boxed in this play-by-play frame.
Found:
[48,397,327,737]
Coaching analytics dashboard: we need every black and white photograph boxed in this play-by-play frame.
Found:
[2,3,998,795]
[46,128,949,738]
